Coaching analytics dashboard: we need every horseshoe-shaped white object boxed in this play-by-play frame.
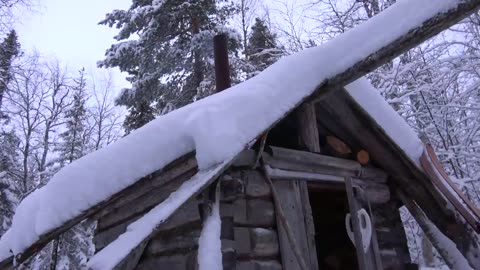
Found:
[345,208,372,253]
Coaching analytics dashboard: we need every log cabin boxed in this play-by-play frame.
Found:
[1,1,480,270]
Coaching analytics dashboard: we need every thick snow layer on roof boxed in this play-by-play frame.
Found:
[87,161,227,270]
[0,0,460,262]
[345,78,424,166]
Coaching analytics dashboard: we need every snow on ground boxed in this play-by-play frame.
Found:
[0,0,461,262]
[345,78,424,166]
[87,161,227,270]
[197,185,222,270]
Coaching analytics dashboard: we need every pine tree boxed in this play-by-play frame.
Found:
[0,30,20,237]
[246,18,282,76]
[0,30,20,110]
[47,68,92,270]
[57,68,88,164]
[0,129,20,236]
[123,100,155,134]
[99,0,240,131]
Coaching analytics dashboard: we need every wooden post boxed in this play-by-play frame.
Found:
[271,101,320,270]
[297,102,320,270]
[297,103,320,153]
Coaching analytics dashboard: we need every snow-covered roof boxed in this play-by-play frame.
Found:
[345,78,424,165]
[0,0,468,265]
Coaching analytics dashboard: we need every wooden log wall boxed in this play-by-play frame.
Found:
[92,147,416,270]
[92,161,283,270]
[371,198,412,270]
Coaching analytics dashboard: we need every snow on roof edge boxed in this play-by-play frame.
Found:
[87,160,228,270]
[345,78,424,167]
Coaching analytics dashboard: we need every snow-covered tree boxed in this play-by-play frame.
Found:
[0,129,20,236]
[246,17,282,76]
[43,68,93,270]
[57,68,88,164]
[234,0,261,55]
[0,0,36,35]
[123,100,155,134]
[0,30,20,110]
[0,30,21,236]
[88,71,123,150]
[99,0,240,131]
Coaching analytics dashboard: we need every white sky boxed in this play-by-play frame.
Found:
[15,0,132,88]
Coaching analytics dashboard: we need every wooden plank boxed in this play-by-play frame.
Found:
[231,149,257,168]
[96,170,195,232]
[266,167,390,204]
[421,144,480,231]
[265,146,388,182]
[371,196,412,269]
[345,176,379,270]
[297,102,321,153]
[273,180,312,270]
[296,101,320,270]
[421,148,480,232]
[298,181,319,270]
[92,154,197,220]
[266,165,345,183]
[114,240,149,270]
[427,144,480,218]
[270,146,360,171]
[94,219,136,252]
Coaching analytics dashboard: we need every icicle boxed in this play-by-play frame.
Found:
[198,183,222,270]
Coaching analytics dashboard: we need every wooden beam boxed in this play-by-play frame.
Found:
[270,146,359,170]
[264,146,388,182]
[265,166,390,204]
[280,101,320,270]
[297,102,321,153]
[266,164,345,183]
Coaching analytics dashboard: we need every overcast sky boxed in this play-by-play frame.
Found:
[15,0,132,88]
